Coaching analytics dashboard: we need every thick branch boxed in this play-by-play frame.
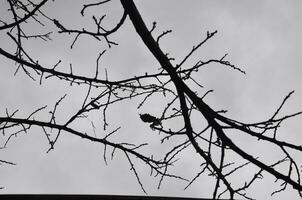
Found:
[120,0,302,192]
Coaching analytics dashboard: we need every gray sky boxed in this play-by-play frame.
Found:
[1,0,302,199]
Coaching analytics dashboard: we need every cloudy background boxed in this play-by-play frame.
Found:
[0,0,302,199]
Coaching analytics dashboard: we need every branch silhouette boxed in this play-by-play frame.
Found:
[0,0,301,199]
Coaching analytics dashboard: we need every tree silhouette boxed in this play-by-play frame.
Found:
[0,0,302,199]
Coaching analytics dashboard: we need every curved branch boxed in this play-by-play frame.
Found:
[0,116,163,167]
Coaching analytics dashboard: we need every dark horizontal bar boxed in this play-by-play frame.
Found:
[0,195,217,200]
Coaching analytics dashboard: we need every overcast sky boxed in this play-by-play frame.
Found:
[1,0,302,199]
